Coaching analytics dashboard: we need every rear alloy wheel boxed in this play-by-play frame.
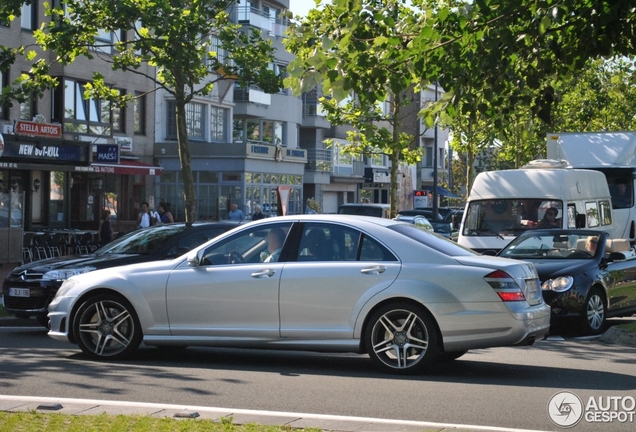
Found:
[582,288,606,335]
[73,294,142,360]
[365,302,439,374]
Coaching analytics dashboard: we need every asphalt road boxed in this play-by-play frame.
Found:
[1,318,635,432]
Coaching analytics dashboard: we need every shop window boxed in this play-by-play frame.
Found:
[49,171,65,224]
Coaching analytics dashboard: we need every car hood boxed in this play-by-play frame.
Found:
[11,253,146,273]
[527,259,595,280]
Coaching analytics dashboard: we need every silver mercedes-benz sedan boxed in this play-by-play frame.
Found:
[48,215,550,374]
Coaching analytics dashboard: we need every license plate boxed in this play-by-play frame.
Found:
[9,288,30,297]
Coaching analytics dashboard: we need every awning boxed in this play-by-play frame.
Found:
[91,160,163,176]
[422,185,462,199]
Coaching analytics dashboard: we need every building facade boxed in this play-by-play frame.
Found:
[0,1,159,239]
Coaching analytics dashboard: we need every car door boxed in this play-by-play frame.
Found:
[165,222,293,337]
[605,256,636,313]
[279,222,401,339]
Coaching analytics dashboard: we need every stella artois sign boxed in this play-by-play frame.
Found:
[15,118,62,139]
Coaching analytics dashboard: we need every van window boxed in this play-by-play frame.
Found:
[599,200,612,226]
[567,205,577,228]
[586,201,600,228]
[463,199,564,236]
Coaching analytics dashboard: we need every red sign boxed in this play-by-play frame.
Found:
[414,190,428,196]
[15,120,62,139]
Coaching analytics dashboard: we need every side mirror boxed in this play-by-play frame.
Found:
[187,249,203,266]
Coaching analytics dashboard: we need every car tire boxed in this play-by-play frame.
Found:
[365,302,439,374]
[582,288,606,335]
[73,293,142,360]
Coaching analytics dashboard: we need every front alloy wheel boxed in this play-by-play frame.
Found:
[583,288,606,335]
[73,294,142,360]
[365,302,439,374]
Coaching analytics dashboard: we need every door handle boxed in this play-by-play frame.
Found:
[361,266,387,274]
[251,269,275,278]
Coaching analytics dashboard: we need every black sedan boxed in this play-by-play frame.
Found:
[2,221,239,326]
[498,229,636,334]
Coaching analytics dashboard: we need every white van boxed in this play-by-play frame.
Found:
[458,162,617,253]
[547,131,636,241]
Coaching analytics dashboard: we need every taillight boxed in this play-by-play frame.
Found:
[484,270,526,302]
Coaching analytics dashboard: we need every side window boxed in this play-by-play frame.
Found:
[599,200,612,226]
[567,205,577,228]
[297,223,359,261]
[200,223,292,265]
[586,201,600,228]
[359,235,397,261]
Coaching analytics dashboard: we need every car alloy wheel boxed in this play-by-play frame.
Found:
[73,294,142,359]
[583,288,606,335]
[365,302,439,374]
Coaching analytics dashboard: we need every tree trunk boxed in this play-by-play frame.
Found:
[175,96,197,225]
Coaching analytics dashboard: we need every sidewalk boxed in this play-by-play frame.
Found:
[0,395,546,432]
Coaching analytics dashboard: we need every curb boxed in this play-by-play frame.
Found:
[599,325,636,347]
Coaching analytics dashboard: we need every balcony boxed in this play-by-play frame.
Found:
[232,6,288,37]
[305,148,333,173]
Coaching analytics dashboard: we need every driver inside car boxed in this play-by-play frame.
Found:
[263,228,285,262]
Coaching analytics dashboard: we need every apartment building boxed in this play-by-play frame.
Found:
[0,1,157,235]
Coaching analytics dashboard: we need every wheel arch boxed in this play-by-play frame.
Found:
[358,297,443,355]
[67,288,141,344]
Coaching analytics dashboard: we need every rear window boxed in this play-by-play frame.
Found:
[390,224,477,257]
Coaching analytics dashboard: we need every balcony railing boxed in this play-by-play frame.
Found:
[232,6,289,37]
[305,148,333,172]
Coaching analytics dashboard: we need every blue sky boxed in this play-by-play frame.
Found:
[289,0,318,17]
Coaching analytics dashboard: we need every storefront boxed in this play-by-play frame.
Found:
[0,132,162,234]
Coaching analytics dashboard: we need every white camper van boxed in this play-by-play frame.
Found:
[458,163,616,253]
[547,131,636,242]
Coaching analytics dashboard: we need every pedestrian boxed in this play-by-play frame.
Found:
[137,202,159,228]
[158,202,174,223]
[98,209,112,246]
[228,203,245,221]
[252,204,266,220]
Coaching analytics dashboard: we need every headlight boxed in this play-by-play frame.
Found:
[55,279,80,298]
[42,266,97,281]
[541,276,574,292]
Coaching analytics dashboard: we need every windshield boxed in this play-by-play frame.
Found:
[463,199,564,237]
[499,231,603,259]
[96,225,186,255]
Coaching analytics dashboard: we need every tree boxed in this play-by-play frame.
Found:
[285,0,426,217]
[19,0,281,224]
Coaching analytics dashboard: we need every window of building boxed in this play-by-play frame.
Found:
[245,119,285,145]
[134,92,145,134]
[112,89,125,132]
[209,36,228,66]
[210,106,227,142]
[21,2,37,31]
[63,78,112,135]
[166,100,205,140]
